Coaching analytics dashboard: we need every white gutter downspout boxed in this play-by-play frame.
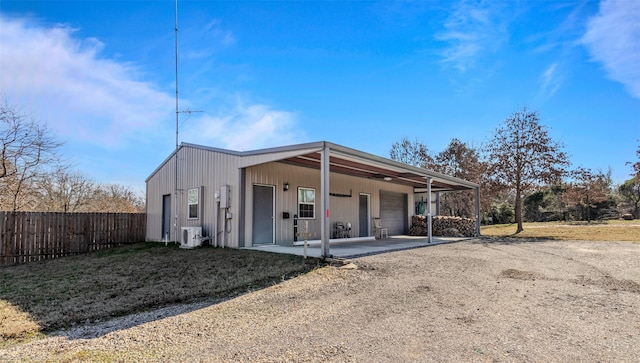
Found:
[427,177,433,243]
[320,144,331,258]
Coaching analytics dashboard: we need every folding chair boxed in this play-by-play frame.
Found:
[373,218,388,239]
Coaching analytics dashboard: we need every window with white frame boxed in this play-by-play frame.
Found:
[298,187,315,219]
[188,188,199,219]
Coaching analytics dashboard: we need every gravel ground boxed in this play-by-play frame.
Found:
[2,238,639,362]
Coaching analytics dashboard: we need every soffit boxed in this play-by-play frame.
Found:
[279,151,474,192]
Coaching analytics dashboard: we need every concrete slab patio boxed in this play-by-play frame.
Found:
[244,235,471,259]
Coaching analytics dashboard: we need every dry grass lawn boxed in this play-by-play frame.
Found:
[0,243,322,346]
[482,220,640,241]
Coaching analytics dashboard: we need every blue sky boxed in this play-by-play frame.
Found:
[1,0,639,193]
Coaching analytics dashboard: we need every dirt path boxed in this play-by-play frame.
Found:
[2,239,639,362]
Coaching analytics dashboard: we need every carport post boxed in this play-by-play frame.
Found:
[475,186,481,236]
[320,144,331,258]
[427,177,432,243]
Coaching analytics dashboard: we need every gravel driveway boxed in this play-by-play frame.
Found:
[2,238,639,362]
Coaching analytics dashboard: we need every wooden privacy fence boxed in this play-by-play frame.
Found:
[0,212,146,265]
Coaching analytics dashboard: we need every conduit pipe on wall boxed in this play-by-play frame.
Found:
[214,190,220,247]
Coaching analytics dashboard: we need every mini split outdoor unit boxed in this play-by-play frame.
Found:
[180,226,206,249]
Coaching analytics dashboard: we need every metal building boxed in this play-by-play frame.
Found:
[145,141,480,257]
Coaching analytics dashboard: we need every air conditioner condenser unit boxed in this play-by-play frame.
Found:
[180,226,208,249]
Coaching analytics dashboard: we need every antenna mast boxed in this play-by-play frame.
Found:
[173,0,202,245]
[174,0,179,244]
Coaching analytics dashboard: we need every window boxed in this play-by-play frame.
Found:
[188,188,199,219]
[298,187,315,219]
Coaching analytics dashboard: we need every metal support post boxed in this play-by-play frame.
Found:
[320,144,331,258]
[427,177,433,243]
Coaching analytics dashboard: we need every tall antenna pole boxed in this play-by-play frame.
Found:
[174,0,179,244]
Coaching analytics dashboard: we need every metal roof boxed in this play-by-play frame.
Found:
[147,141,479,191]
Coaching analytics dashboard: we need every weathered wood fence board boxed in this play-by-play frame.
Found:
[0,212,146,265]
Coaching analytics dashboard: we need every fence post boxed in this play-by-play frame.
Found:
[0,211,4,265]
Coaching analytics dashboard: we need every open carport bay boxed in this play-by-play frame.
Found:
[2,239,639,362]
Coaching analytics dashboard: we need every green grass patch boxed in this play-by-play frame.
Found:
[482,220,640,241]
[0,243,323,344]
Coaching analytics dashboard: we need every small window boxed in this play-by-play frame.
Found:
[188,188,199,219]
[298,187,315,219]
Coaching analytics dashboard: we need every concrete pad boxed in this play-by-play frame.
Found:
[244,235,470,259]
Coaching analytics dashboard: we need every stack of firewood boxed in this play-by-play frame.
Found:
[409,215,476,237]
[409,215,429,235]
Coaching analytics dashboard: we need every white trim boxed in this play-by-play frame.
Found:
[187,187,199,220]
[297,186,316,220]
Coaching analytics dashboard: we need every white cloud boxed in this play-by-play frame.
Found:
[0,14,305,189]
[582,0,640,99]
[540,63,562,97]
[180,99,304,151]
[0,15,175,147]
[0,15,298,148]
[183,18,236,60]
[435,1,508,72]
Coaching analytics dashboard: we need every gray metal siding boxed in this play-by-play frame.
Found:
[244,162,414,246]
[147,145,417,248]
[146,145,242,248]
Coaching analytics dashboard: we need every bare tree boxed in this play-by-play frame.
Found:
[88,184,144,213]
[485,107,569,233]
[1,100,63,211]
[390,137,435,169]
[434,138,486,218]
[35,166,95,212]
[564,167,612,223]
[35,169,144,213]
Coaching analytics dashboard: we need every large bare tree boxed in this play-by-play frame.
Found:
[485,107,569,233]
[434,138,486,218]
[1,100,63,211]
[1,100,143,213]
[389,137,435,169]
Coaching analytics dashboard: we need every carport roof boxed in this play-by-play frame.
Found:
[180,141,479,192]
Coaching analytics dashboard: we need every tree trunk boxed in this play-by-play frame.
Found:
[515,188,523,234]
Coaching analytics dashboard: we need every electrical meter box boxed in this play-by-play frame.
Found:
[220,185,231,208]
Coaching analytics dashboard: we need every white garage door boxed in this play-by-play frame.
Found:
[380,190,408,236]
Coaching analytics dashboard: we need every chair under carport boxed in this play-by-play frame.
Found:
[373,218,388,239]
